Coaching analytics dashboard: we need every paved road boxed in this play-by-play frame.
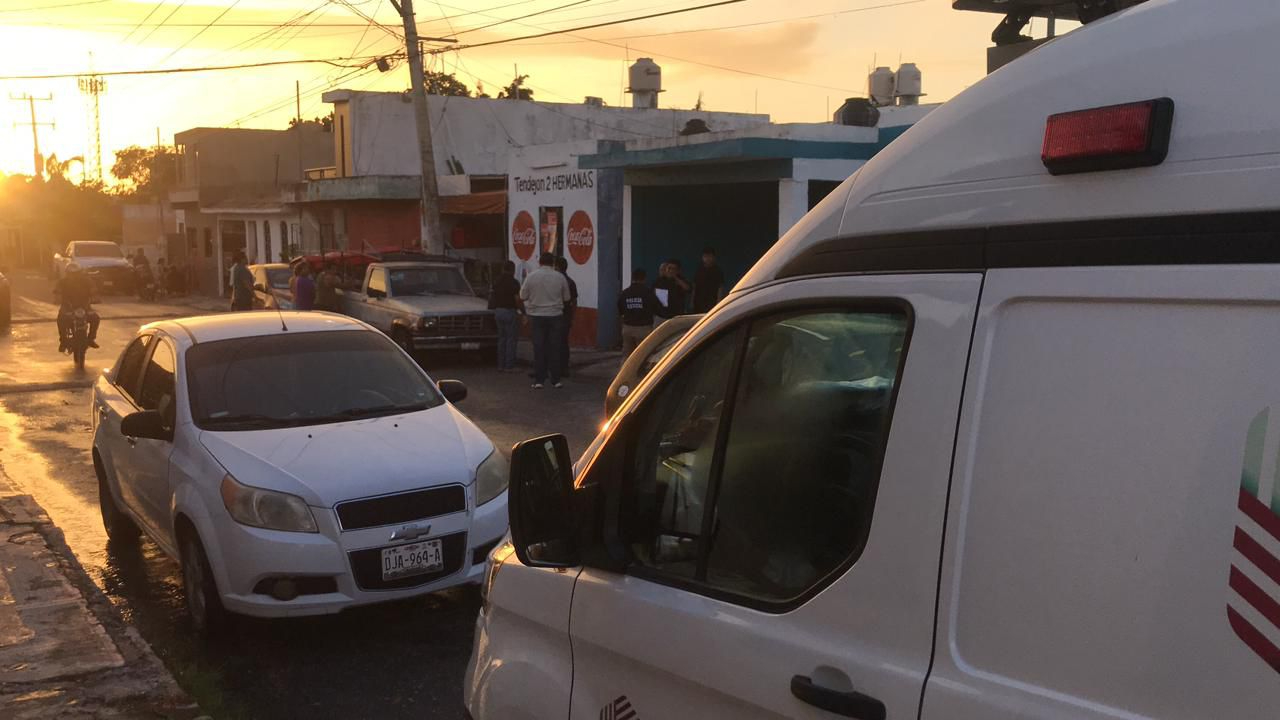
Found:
[0,270,612,719]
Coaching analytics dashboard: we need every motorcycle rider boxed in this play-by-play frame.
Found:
[56,263,100,353]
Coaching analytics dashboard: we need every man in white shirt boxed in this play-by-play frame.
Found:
[519,253,571,388]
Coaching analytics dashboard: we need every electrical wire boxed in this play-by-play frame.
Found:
[0,55,397,81]
[136,1,188,46]
[0,0,110,11]
[329,0,402,40]
[121,2,165,41]
[153,0,243,67]
[450,0,595,38]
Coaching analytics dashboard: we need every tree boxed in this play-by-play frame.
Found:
[289,114,333,131]
[423,71,471,97]
[497,75,533,101]
[44,154,83,185]
[111,145,178,196]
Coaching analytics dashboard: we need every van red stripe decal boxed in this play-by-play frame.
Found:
[1228,606,1280,674]
[1230,566,1280,629]
[1239,489,1280,543]
[1234,528,1280,586]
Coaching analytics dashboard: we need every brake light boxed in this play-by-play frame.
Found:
[1042,98,1174,176]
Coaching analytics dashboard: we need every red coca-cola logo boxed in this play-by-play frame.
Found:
[511,211,535,261]
[567,210,594,265]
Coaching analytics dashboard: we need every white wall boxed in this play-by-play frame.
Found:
[330,91,768,179]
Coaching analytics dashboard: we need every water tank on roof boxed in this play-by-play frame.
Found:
[868,66,895,107]
[833,98,880,127]
[894,63,923,105]
[628,58,662,93]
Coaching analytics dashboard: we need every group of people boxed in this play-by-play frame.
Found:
[489,254,578,389]
[618,247,725,353]
[227,252,340,312]
[131,249,188,297]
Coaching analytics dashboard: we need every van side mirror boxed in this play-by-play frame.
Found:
[509,434,578,568]
[120,409,170,442]
[437,379,467,404]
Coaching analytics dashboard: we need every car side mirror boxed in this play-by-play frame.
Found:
[120,409,171,442]
[509,434,578,568]
[437,379,467,404]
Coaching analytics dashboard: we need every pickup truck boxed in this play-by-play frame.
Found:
[52,241,135,291]
[339,260,498,355]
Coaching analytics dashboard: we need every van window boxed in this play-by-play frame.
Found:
[616,307,909,606]
[368,268,388,297]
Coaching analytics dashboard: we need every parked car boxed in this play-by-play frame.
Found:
[52,241,133,292]
[0,266,10,328]
[605,314,700,417]
[91,312,509,630]
[466,2,1280,718]
[339,261,497,356]
[249,263,293,310]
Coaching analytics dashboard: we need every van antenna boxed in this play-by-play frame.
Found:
[276,263,289,331]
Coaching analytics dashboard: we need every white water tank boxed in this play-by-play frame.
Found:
[627,58,662,109]
[894,63,922,105]
[868,66,895,107]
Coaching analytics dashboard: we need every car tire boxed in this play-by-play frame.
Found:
[95,458,140,543]
[180,530,229,634]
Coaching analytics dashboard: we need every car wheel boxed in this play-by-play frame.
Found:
[180,530,229,634]
[95,458,140,543]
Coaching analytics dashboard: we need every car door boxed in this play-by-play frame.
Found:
[98,334,152,515]
[568,273,981,720]
[118,335,179,544]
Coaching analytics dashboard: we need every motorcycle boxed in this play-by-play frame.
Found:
[136,265,157,301]
[63,308,91,370]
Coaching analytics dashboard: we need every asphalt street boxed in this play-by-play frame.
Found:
[0,269,611,719]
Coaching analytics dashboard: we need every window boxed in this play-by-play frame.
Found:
[622,329,741,581]
[185,331,443,431]
[115,336,152,402]
[137,340,177,431]
[388,266,473,297]
[367,268,388,297]
[203,228,213,258]
[614,306,910,606]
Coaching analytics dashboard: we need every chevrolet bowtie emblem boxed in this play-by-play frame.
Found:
[389,523,432,542]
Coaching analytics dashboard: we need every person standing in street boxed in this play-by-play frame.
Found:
[314,262,340,312]
[653,259,689,320]
[229,252,254,311]
[692,246,725,313]
[520,253,570,389]
[555,256,578,379]
[618,268,660,355]
[293,262,316,311]
[489,261,522,372]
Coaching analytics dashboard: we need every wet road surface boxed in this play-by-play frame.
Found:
[0,270,611,719]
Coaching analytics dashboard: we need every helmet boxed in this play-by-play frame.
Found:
[66,262,82,274]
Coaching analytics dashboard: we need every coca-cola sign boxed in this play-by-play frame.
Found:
[567,210,595,265]
[511,210,536,261]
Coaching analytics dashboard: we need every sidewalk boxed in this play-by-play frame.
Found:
[515,340,625,380]
[0,470,198,719]
[6,270,227,325]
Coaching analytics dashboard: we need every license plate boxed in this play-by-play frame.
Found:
[381,539,444,580]
[461,342,480,351]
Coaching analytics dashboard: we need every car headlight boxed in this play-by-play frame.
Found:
[219,474,317,533]
[475,450,509,506]
[417,316,438,332]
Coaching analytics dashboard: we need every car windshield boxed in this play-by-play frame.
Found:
[265,268,292,289]
[186,330,444,431]
[388,266,473,296]
[74,243,123,258]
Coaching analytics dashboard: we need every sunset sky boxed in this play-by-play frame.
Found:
[0,0,1064,181]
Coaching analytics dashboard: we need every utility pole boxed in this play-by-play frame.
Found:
[78,54,106,184]
[390,0,445,255]
[10,93,54,180]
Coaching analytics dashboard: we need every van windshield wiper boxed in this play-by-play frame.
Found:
[200,413,294,428]
[309,402,434,422]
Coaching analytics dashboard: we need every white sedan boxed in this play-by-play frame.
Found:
[91,311,509,630]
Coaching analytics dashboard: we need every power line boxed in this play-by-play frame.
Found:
[329,0,402,40]
[432,0,746,54]
[451,0,595,38]
[136,1,188,46]
[121,2,165,41]
[154,0,243,67]
[0,55,397,81]
[0,0,109,12]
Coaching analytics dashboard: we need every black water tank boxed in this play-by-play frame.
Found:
[833,98,880,127]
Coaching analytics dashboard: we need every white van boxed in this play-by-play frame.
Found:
[465,1,1280,718]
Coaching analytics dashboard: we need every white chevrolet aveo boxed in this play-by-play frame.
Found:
[91,312,508,630]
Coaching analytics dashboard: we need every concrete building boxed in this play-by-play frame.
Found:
[302,91,768,260]
[169,126,333,295]
[120,202,179,264]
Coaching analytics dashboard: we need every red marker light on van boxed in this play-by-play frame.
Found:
[1042,98,1174,176]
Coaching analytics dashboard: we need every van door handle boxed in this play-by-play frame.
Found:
[790,675,885,720]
